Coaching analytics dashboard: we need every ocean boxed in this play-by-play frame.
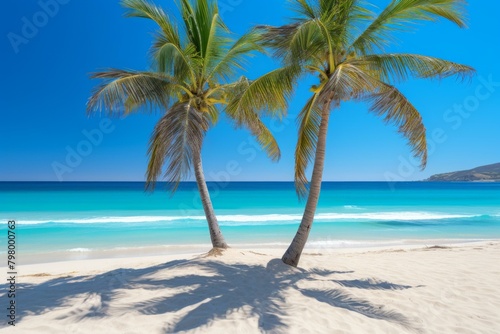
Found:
[1,182,500,264]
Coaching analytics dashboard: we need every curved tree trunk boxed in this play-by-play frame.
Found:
[193,152,228,249]
[282,100,332,267]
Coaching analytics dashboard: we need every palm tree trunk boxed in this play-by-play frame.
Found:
[282,100,332,267]
[193,152,228,249]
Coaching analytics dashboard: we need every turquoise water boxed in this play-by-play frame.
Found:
[1,182,500,263]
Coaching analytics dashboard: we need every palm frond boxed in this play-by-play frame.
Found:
[326,0,374,52]
[206,104,219,125]
[263,1,372,65]
[152,35,199,81]
[226,109,281,161]
[323,63,428,167]
[365,82,428,168]
[225,65,301,120]
[258,19,335,68]
[146,103,208,192]
[320,63,377,104]
[179,0,221,58]
[309,0,374,67]
[122,0,181,47]
[350,0,467,54]
[206,30,263,82]
[122,0,201,83]
[294,93,322,198]
[353,53,475,83]
[87,70,172,115]
[290,0,317,19]
[256,23,300,60]
[201,12,233,79]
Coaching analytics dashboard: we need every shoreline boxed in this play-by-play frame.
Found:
[9,239,499,273]
[4,241,500,333]
[5,238,498,266]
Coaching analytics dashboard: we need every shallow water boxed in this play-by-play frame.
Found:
[1,182,499,263]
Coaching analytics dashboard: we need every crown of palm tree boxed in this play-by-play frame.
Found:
[87,0,297,191]
[257,0,475,197]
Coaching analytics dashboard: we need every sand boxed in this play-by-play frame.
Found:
[2,242,500,333]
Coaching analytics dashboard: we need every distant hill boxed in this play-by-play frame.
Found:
[427,163,500,182]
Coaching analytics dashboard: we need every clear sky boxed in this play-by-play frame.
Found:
[1,0,499,182]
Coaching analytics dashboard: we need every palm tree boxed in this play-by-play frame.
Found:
[258,0,475,266]
[87,0,295,249]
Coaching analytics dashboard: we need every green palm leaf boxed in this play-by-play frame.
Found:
[146,103,209,191]
[351,0,467,54]
[294,93,322,198]
[258,22,325,66]
[206,31,263,82]
[260,1,372,66]
[329,64,428,167]
[87,70,173,115]
[122,0,181,47]
[225,65,300,120]
[152,36,200,84]
[290,0,317,19]
[366,82,428,168]
[354,53,475,82]
[226,108,281,161]
[179,0,222,58]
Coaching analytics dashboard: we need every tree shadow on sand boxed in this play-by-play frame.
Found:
[8,255,422,333]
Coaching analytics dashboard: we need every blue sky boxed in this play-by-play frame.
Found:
[1,0,499,182]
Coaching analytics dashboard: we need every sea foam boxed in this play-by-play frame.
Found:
[12,211,481,226]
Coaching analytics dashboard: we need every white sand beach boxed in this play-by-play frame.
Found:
[3,242,500,334]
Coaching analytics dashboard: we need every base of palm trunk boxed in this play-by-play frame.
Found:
[281,226,310,267]
[211,234,229,249]
[205,246,229,257]
[212,242,229,249]
[281,250,301,267]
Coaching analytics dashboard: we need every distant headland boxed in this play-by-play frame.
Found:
[427,163,500,182]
